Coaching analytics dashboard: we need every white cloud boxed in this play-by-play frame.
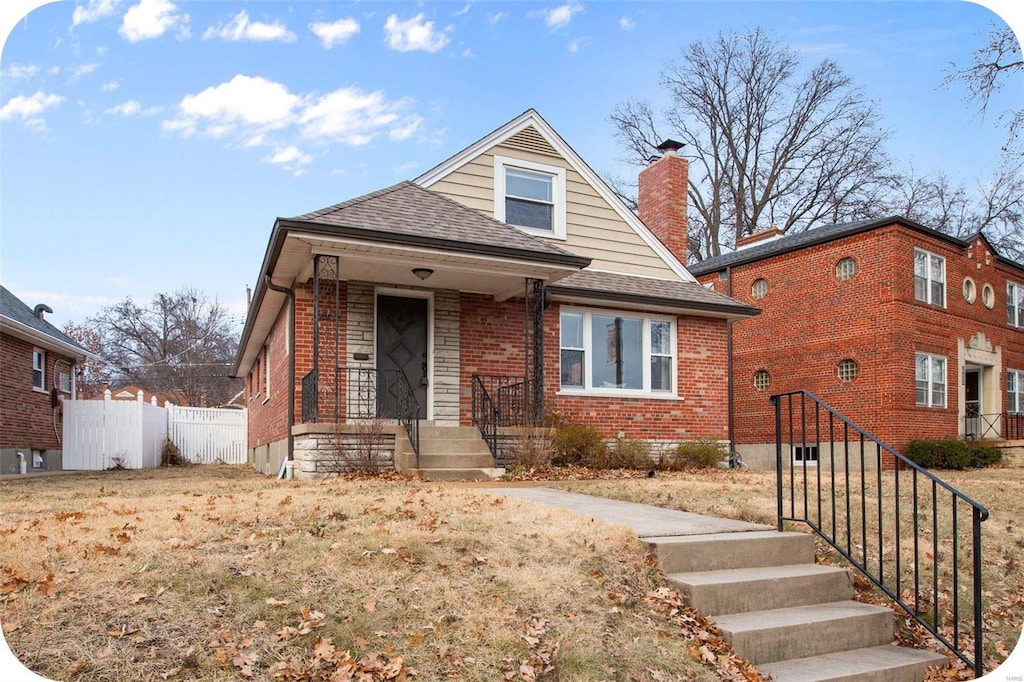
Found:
[309,17,360,49]
[618,16,635,30]
[263,145,313,176]
[1,63,40,79]
[71,63,101,78]
[120,0,190,42]
[203,10,296,43]
[567,37,591,53]
[47,66,62,76]
[101,80,121,91]
[486,11,508,24]
[300,87,420,146]
[453,4,471,17]
[72,0,121,27]
[162,74,301,138]
[104,100,161,116]
[393,160,418,174]
[533,2,583,30]
[0,91,65,132]
[383,13,450,53]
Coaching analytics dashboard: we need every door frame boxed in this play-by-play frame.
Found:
[964,364,982,438]
[374,288,434,421]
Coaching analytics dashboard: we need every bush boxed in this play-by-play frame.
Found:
[659,439,728,471]
[905,438,1001,470]
[597,438,652,470]
[162,438,184,466]
[510,427,553,469]
[550,423,607,466]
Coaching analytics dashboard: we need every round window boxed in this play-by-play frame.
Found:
[835,257,857,281]
[962,277,977,304]
[753,369,770,391]
[982,283,995,309]
[751,278,768,300]
[837,359,859,382]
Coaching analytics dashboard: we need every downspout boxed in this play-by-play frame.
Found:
[725,266,735,453]
[264,276,296,468]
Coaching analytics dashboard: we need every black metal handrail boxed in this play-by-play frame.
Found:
[345,367,420,465]
[301,369,319,423]
[471,374,532,462]
[771,389,990,677]
[1003,412,1024,440]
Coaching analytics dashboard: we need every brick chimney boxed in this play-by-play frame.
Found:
[638,140,688,263]
[735,226,786,250]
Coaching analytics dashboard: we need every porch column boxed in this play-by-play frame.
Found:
[525,278,545,425]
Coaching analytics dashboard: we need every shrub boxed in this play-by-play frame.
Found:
[659,439,728,471]
[905,438,1002,470]
[162,438,184,467]
[596,438,652,470]
[550,423,607,466]
[510,427,553,469]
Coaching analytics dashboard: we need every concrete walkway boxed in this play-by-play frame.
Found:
[486,487,773,537]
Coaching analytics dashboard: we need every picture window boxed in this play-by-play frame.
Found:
[751,278,768,300]
[753,369,770,391]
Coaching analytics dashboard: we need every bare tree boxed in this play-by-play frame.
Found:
[62,321,113,399]
[611,27,893,260]
[944,23,1023,155]
[86,287,240,407]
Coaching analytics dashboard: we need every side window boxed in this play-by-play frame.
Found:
[32,348,45,390]
[493,155,567,239]
[913,248,945,306]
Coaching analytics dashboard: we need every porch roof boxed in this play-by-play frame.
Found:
[546,270,761,319]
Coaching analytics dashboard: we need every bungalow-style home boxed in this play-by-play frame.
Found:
[233,109,758,479]
[689,219,1024,469]
[1,285,95,473]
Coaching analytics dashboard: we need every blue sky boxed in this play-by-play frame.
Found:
[1,0,1022,332]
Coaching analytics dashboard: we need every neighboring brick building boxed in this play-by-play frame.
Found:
[689,220,1024,469]
[233,110,758,478]
[1,286,95,473]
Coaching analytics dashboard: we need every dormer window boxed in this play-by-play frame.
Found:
[494,155,566,239]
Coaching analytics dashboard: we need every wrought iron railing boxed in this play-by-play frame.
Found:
[771,390,990,677]
[471,374,532,461]
[963,412,1024,441]
[1002,412,1024,440]
[300,367,420,463]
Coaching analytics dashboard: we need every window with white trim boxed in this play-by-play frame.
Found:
[1008,281,1024,328]
[559,308,675,395]
[915,352,946,408]
[793,446,819,465]
[59,371,71,393]
[914,248,945,306]
[263,343,271,398]
[32,348,45,391]
[494,155,566,239]
[1009,369,1024,413]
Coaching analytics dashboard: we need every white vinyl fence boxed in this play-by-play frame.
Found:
[62,390,247,470]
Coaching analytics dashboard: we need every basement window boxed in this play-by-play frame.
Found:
[793,446,819,465]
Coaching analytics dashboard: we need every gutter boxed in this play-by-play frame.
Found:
[544,285,760,319]
[264,275,296,465]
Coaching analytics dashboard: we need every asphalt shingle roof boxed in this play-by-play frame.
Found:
[291,181,583,261]
[548,270,760,316]
[0,285,91,353]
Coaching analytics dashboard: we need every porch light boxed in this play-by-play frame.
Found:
[412,268,434,281]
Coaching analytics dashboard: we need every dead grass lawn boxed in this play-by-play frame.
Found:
[1,466,736,682]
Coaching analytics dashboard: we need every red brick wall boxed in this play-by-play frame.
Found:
[0,333,75,450]
[698,224,1024,453]
[246,300,291,450]
[459,294,730,441]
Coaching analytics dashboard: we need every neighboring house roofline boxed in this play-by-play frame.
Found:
[0,285,98,361]
[688,216,1024,276]
[414,108,698,283]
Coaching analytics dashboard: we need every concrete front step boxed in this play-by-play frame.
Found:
[416,453,495,468]
[418,438,495,455]
[418,426,485,439]
[666,563,853,616]
[648,530,815,574]
[411,467,505,482]
[714,600,894,665]
[757,645,949,682]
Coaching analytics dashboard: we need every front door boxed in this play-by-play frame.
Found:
[965,367,981,437]
[376,295,428,419]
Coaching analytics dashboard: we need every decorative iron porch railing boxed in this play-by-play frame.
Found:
[471,374,533,462]
[771,390,990,678]
[1006,412,1024,440]
[963,412,1024,441]
[300,367,420,464]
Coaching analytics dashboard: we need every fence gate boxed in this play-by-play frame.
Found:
[168,406,247,464]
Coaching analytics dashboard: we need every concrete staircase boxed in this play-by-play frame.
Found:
[406,425,504,481]
[647,530,948,681]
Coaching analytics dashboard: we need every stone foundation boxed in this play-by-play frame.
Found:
[292,423,400,479]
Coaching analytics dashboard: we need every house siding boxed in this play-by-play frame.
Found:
[698,224,1024,467]
[0,332,75,472]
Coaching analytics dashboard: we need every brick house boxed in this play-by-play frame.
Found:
[689,219,1024,469]
[1,286,95,473]
[233,110,758,479]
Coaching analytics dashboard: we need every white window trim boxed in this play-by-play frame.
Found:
[792,445,819,466]
[32,348,46,393]
[263,343,271,403]
[557,305,679,399]
[493,155,567,240]
[1009,368,1024,414]
[1008,281,1024,329]
[913,248,946,307]
[915,352,947,408]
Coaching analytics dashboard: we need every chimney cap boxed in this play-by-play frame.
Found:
[655,139,684,154]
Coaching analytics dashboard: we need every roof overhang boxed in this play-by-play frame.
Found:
[0,316,98,362]
[233,220,591,376]
[545,286,761,320]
